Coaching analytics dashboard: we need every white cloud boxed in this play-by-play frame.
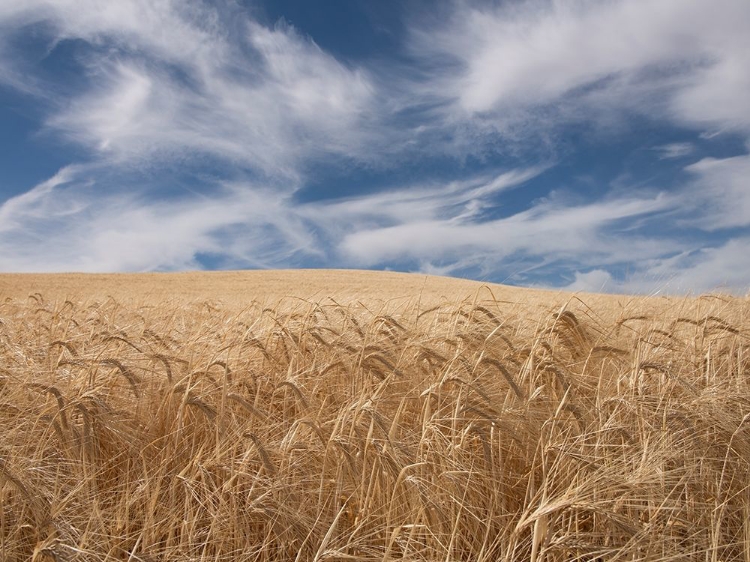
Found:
[336,188,673,268]
[0,163,675,280]
[685,153,750,230]
[561,269,614,294]
[556,236,750,295]
[247,21,372,125]
[672,44,750,131]
[304,167,547,229]
[438,1,695,113]
[654,142,694,160]
[0,166,317,272]
[0,0,225,71]
[660,238,750,294]
[409,0,750,137]
[2,1,378,179]
[0,166,81,233]
[49,64,157,154]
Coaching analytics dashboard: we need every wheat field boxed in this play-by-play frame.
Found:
[1,270,749,561]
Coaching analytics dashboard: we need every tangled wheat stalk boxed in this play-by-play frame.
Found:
[0,291,749,561]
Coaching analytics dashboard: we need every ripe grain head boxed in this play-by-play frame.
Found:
[0,272,749,560]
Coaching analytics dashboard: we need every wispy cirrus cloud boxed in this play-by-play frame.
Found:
[654,143,695,160]
[683,153,750,230]
[1,0,385,175]
[335,190,675,276]
[0,0,749,294]
[409,0,750,123]
[0,166,82,233]
[0,165,315,272]
[562,237,750,295]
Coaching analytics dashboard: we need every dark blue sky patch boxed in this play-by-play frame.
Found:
[253,0,409,62]
[0,88,82,198]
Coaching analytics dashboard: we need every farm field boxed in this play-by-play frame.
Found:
[1,270,749,561]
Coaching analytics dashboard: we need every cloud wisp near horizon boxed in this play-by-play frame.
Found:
[1,0,749,294]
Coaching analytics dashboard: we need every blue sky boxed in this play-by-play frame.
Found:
[1,0,749,294]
